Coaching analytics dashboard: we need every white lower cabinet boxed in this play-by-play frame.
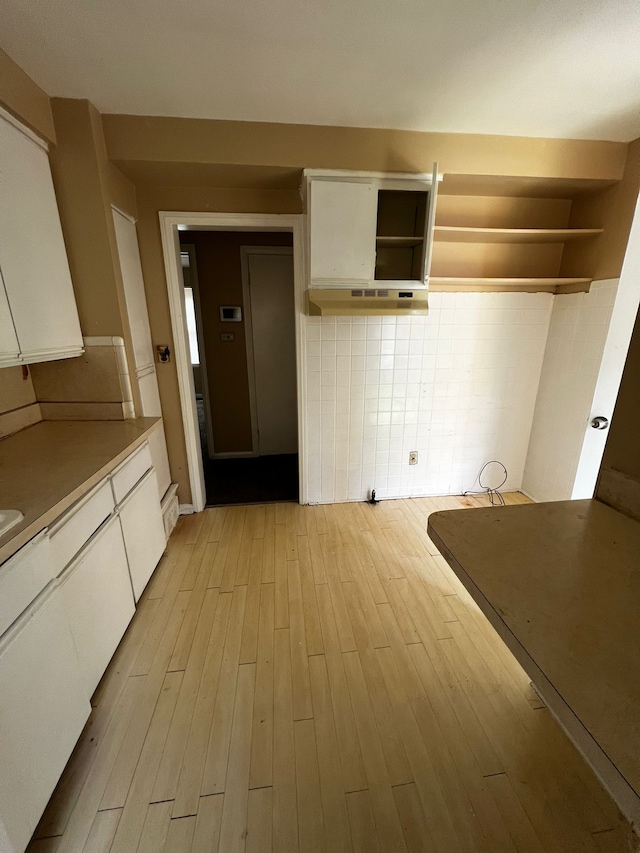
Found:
[118,467,167,601]
[0,585,90,853]
[0,439,168,852]
[58,515,135,697]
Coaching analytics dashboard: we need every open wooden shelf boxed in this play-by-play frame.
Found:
[434,226,603,244]
[430,175,609,293]
[376,235,424,248]
[429,276,592,294]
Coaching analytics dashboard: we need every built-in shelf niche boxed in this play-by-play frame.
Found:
[430,177,611,293]
[374,189,428,281]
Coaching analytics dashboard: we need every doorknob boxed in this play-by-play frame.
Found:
[591,416,609,430]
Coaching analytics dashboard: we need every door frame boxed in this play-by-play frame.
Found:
[159,212,307,512]
[240,245,295,458]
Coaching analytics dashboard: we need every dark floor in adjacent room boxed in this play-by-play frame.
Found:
[204,453,299,506]
[197,397,298,505]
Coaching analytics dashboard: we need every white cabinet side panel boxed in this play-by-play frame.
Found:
[0,589,89,853]
[147,423,171,499]
[112,208,155,373]
[138,369,162,417]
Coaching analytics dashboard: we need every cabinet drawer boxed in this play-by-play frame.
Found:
[49,478,114,575]
[119,467,167,601]
[111,442,152,504]
[0,584,89,853]
[0,532,55,637]
[59,515,135,697]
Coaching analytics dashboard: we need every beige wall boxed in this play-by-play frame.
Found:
[0,366,41,438]
[48,98,143,415]
[49,99,126,337]
[180,230,293,454]
[0,49,55,143]
[103,115,627,182]
[0,366,36,413]
[563,139,640,280]
[107,161,137,220]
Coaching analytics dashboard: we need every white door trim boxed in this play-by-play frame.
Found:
[159,212,307,512]
[180,243,216,460]
[240,245,295,458]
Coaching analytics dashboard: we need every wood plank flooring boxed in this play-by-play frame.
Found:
[29,494,633,852]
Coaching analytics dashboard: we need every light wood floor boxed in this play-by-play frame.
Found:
[29,494,632,853]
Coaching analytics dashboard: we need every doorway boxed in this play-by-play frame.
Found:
[178,230,298,506]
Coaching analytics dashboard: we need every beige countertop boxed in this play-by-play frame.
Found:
[428,499,640,819]
[0,418,161,563]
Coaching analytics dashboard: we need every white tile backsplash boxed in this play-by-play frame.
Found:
[304,292,553,503]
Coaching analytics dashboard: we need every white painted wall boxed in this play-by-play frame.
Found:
[521,280,618,502]
[305,291,552,503]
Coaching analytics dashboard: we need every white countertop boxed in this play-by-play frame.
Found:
[428,498,640,821]
[0,418,161,563]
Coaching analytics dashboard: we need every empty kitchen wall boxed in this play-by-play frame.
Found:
[117,127,632,504]
[3,49,637,506]
[305,292,552,503]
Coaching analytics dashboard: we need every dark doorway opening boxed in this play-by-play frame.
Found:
[182,231,298,506]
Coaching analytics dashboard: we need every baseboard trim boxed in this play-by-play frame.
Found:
[179,503,195,515]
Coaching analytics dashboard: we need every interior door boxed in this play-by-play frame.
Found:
[246,250,298,456]
[572,194,640,499]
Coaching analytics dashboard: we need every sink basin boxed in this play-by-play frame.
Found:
[0,510,24,537]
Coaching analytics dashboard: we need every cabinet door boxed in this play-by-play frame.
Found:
[309,180,377,284]
[0,266,20,366]
[59,515,135,697]
[118,468,167,601]
[422,161,440,282]
[147,423,171,500]
[0,585,90,853]
[0,531,55,638]
[0,110,82,364]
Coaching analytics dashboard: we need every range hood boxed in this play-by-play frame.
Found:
[307,287,429,316]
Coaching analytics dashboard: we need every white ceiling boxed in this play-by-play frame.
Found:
[2,0,640,142]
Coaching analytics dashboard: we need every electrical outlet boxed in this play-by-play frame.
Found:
[409,451,418,465]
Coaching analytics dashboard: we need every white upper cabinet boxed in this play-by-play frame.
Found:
[0,268,20,366]
[0,108,83,365]
[304,166,439,289]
